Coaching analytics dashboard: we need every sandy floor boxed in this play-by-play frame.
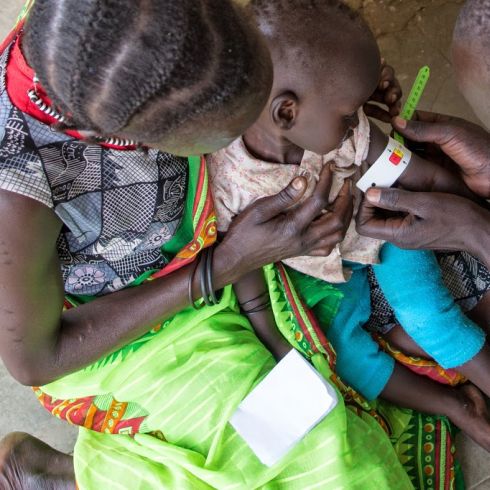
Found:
[0,0,488,488]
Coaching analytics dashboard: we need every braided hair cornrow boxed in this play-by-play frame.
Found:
[22,0,269,142]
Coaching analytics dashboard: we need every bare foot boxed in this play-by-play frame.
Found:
[0,432,74,490]
[448,384,490,452]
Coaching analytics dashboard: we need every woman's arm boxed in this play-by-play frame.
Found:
[0,190,240,386]
[234,269,291,361]
[0,165,353,386]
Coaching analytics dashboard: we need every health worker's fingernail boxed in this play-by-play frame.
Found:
[366,188,381,203]
[394,116,407,128]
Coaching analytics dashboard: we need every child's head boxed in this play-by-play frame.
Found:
[249,0,380,155]
[452,0,490,129]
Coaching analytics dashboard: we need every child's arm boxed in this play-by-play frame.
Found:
[234,269,291,361]
[368,121,483,203]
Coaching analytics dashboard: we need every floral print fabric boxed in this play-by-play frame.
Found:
[207,108,384,283]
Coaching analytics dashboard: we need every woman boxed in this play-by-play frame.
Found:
[0,1,461,489]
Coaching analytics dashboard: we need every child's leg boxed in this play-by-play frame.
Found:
[382,327,490,397]
[382,324,428,358]
[382,362,490,451]
[456,345,490,397]
[373,244,486,371]
[382,295,489,361]
[313,265,395,401]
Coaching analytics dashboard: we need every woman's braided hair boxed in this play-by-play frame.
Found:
[23,0,268,142]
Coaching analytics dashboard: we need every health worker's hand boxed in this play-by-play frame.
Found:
[356,187,490,268]
[392,112,490,198]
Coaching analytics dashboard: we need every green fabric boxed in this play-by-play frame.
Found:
[262,264,462,490]
[160,155,201,257]
[376,402,462,490]
[41,187,457,489]
[286,266,343,328]
[43,288,412,489]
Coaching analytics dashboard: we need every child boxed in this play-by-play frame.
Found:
[208,0,490,450]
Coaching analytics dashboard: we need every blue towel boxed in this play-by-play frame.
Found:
[373,243,485,369]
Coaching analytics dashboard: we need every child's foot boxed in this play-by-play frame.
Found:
[449,384,490,452]
[0,432,74,490]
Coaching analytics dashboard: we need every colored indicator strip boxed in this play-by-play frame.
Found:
[394,66,430,144]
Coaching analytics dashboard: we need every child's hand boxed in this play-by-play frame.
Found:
[364,59,402,123]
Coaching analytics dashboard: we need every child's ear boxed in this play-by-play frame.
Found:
[270,92,299,130]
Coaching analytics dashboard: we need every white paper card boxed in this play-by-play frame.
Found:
[230,349,338,466]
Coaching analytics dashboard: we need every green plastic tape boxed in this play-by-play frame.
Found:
[394,66,430,143]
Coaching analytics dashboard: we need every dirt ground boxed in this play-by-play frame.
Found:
[0,0,488,488]
[349,0,478,123]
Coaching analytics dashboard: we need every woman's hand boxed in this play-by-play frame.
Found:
[356,187,490,268]
[392,112,490,198]
[219,165,354,279]
[364,60,402,123]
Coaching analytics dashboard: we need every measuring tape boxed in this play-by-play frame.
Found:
[394,66,430,143]
[356,66,430,192]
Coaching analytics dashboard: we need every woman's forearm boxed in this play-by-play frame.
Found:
[28,244,242,385]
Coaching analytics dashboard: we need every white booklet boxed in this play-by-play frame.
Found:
[230,349,338,466]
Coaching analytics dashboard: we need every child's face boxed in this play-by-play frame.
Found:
[288,49,381,155]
